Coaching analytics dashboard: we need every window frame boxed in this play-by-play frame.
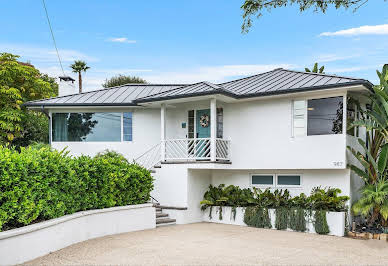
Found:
[250,174,303,189]
[51,111,133,143]
[275,174,302,188]
[122,112,133,142]
[250,174,275,188]
[291,94,346,138]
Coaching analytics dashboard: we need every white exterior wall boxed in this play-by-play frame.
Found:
[51,108,160,161]
[210,169,351,197]
[222,93,346,170]
[0,204,155,265]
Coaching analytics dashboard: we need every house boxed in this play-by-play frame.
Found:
[25,68,373,224]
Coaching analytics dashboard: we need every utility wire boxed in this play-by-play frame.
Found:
[42,0,65,76]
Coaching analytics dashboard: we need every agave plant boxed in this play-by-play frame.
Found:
[352,181,388,226]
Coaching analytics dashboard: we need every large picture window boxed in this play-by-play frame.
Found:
[307,96,343,136]
[52,112,131,142]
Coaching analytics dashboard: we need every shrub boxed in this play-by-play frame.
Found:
[200,184,349,234]
[0,147,153,231]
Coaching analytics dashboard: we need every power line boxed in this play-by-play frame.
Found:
[42,0,65,76]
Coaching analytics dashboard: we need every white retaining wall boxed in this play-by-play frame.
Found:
[203,206,345,237]
[0,204,155,265]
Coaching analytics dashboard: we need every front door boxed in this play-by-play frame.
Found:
[195,109,210,158]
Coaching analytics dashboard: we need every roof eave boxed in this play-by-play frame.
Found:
[24,102,139,108]
[135,89,237,103]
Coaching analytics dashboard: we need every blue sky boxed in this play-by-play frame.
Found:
[1,0,388,90]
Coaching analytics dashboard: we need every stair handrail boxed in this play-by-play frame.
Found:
[134,142,161,170]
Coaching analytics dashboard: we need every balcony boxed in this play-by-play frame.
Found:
[163,138,230,162]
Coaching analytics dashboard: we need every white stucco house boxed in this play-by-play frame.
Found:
[25,68,373,224]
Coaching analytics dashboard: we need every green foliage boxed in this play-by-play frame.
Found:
[352,181,388,226]
[309,186,349,212]
[0,147,153,231]
[244,206,271,228]
[200,184,348,234]
[0,53,57,145]
[70,60,90,93]
[289,208,307,232]
[241,0,374,33]
[305,63,325,73]
[348,65,388,227]
[314,210,330,234]
[275,208,288,230]
[102,74,147,88]
[200,184,255,220]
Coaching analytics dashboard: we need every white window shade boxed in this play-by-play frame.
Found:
[293,100,306,137]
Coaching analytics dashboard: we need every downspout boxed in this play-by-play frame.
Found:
[40,105,52,145]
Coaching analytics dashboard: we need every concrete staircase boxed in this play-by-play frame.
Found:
[154,203,176,227]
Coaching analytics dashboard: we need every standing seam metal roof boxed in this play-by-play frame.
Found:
[24,68,373,107]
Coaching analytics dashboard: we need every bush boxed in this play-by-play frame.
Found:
[200,184,349,234]
[0,147,153,231]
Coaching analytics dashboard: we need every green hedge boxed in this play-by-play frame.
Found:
[0,146,153,231]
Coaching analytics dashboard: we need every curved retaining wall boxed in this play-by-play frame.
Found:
[0,203,155,265]
[203,206,345,237]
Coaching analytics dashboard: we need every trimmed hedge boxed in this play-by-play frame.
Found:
[0,146,153,231]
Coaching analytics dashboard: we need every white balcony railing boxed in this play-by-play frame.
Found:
[163,138,230,161]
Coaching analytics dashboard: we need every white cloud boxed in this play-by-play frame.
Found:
[0,43,98,63]
[108,37,136,44]
[319,24,388,37]
[142,64,295,84]
[315,54,360,63]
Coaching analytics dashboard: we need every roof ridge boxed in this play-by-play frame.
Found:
[281,68,368,81]
[218,68,281,86]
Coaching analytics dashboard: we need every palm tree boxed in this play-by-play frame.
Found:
[352,181,388,226]
[70,60,90,93]
[305,63,325,73]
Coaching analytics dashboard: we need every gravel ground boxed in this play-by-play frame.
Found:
[26,223,388,265]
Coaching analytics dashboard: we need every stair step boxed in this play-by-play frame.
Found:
[156,207,162,211]
[154,165,161,168]
[156,218,176,224]
[156,213,168,218]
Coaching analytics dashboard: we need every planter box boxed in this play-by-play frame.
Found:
[0,203,155,265]
[203,206,345,237]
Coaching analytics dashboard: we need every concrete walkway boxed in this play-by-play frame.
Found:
[26,223,388,265]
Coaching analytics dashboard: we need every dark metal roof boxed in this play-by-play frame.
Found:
[24,68,373,107]
[24,84,185,107]
[135,68,373,103]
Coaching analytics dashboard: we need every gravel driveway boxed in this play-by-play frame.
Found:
[26,223,388,265]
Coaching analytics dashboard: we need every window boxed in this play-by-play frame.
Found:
[307,96,343,136]
[251,175,274,186]
[52,112,132,142]
[217,108,223,138]
[251,174,301,188]
[123,112,133,141]
[188,110,195,138]
[347,98,358,137]
[277,175,301,186]
[293,100,306,137]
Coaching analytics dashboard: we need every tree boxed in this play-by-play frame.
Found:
[102,75,147,88]
[241,0,377,33]
[352,181,388,226]
[0,52,57,146]
[305,63,325,73]
[348,64,388,227]
[70,60,90,93]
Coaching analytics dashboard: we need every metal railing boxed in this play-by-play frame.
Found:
[163,138,230,161]
[134,142,161,170]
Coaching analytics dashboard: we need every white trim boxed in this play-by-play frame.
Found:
[250,173,275,188]
[275,174,303,189]
[122,111,134,142]
[249,173,302,189]
[292,95,346,138]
